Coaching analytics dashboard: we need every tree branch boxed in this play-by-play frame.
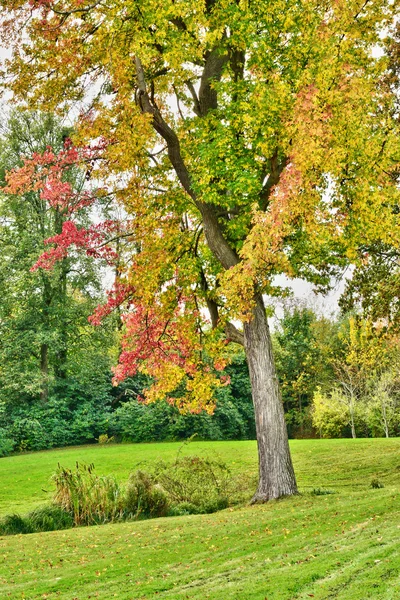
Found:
[225,321,245,346]
[186,80,201,116]
[134,55,239,270]
[260,151,289,210]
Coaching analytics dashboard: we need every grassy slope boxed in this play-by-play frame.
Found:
[1,438,400,599]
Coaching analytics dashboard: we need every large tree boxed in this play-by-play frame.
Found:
[1,0,399,500]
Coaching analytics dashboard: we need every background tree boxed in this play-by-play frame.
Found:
[0,110,115,407]
[367,369,400,438]
[2,0,399,500]
[311,315,400,438]
[273,305,336,437]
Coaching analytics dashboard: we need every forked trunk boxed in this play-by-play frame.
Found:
[243,295,298,502]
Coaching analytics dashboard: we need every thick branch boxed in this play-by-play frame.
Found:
[135,56,195,200]
[198,48,229,115]
[199,201,239,269]
[260,152,289,210]
[225,321,245,346]
[135,56,239,270]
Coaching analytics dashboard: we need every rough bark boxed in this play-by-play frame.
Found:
[244,294,298,501]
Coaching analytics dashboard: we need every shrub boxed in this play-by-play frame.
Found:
[9,418,47,451]
[0,429,14,457]
[109,400,174,442]
[0,506,73,536]
[98,433,114,444]
[312,389,351,438]
[125,471,169,518]
[1,394,113,453]
[0,514,33,535]
[154,456,235,514]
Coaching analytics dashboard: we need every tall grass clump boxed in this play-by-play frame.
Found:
[28,505,74,531]
[0,514,34,535]
[52,462,124,526]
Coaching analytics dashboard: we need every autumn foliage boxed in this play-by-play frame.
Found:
[1,0,400,498]
[4,141,230,412]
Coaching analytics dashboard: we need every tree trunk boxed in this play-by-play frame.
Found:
[243,294,298,502]
[40,343,49,402]
[54,255,68,380]
[349,397,356,439]
[382,401,389,438]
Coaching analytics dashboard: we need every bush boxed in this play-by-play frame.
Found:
[0,514,33,535]
[154,456,236,514]
[110,394,253,444]
[28,505,73,532]
[312,388,351,438]
[0,429,14,457]
[98,433,114,444]
[9,418,47,451]
[1,392,113,453]
[0,505,73,536]
[125,471,169,518]
[109,400,174,442]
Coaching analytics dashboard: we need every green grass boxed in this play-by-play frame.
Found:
[1,438,400,599]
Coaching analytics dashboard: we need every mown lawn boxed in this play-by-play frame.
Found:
[1,438,399,599]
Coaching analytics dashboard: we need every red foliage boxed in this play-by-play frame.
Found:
[113,302,200,384]
[31,220,118,270]
[4,139,226,406]
[88,281,135,325]
[5,140,119,270]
